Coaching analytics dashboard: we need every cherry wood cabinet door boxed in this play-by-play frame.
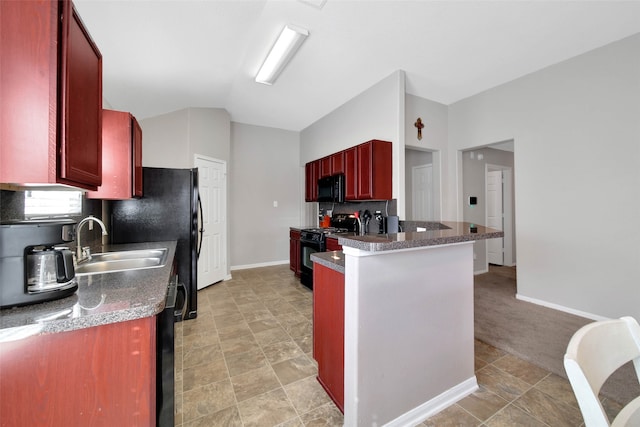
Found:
[313,263,345,412]
[356,140,392,200]
[0,0,102,190]
[344,147,358,201]
[305,160,319,202]
[331,152,345,175]
[133,116,143,196]
[0,0,59,185]
[369,140,392,200]
[325,237,342,252]
[87,110,143,199]
[357,141,373,199]
[319,156,332,178]
[0,317,156,426]
[59,1,102,189]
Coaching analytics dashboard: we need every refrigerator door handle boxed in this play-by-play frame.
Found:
[197,194,204,259]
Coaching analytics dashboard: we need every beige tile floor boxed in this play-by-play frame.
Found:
[173,264,614,426]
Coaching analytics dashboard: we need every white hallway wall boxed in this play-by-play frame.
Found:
[448,33,640,320]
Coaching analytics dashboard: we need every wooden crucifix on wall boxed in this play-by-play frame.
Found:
[414,117,424,140]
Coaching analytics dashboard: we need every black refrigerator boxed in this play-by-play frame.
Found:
[109,167,200,320]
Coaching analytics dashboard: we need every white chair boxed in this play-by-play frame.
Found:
[564,316,640,426]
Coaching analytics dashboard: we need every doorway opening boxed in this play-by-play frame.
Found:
[461,141,516,272]
[486,164,514,267]
[405,147,441,221]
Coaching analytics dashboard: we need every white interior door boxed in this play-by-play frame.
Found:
[487,170,504,265]
[195,155,226,289]
[412,164,434,220]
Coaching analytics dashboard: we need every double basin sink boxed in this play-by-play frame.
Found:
[75,248,168,276]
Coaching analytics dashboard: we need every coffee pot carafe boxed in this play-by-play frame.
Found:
[26,246,75,293]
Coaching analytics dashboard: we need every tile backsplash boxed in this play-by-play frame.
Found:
[319,199,397,233]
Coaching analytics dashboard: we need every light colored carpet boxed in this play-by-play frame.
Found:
[474,266,639,405]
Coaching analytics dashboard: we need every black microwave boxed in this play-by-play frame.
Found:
[317,174,345,203]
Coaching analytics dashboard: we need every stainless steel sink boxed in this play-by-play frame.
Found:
[75,248,168,276]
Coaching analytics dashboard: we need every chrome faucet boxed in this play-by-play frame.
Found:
[76,215,108,262]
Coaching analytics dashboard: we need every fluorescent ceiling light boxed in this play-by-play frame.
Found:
[255,25,309,85]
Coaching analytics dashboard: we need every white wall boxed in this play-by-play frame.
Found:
[448,33,640,320]
[405,94,449,220]
[300,70,404,163]
[139,107,230,167]
[300,70,405,219]
[405,94,448,151]
[229,122,301,268]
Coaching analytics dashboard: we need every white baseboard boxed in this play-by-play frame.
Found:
[515,294,610,321]
[383,377,478,427]
[230,260,289,271]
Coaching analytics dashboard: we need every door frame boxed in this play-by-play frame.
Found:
[485,163,514,267]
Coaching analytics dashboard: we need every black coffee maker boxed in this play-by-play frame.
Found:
[0,219,77,309]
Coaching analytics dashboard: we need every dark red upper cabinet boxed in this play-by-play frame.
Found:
[344,147,358,201]
[87,110,143,200]
[319,156,332,178]
[132,118,143,197]
[0,0,102,191]
[306,140,391,202]
[305,160,319,202]
[355,140,392,200]
[330,152,345,175]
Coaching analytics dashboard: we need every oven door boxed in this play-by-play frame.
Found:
[300,237,324,289]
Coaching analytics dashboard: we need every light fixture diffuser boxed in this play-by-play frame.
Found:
[255,24,309,85]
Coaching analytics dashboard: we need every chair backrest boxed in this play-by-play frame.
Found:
[564,316,640,427]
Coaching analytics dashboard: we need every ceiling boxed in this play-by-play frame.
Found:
[73,0,640,132]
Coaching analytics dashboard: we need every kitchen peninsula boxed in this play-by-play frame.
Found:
[311,222,503,426]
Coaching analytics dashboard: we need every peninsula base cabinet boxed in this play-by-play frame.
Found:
[313,263,345,413]
[325,237,342,252]
[0,317,156,426]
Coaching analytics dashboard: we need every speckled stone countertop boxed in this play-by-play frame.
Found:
[311,251,345,274]
[0,241,176,339]
[310,222,502,273]
[336,222,503,252]
[290,226,317,232]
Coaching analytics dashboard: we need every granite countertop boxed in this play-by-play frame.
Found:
[0,241,176,340]
[290,226,317,232]
[310,221,502,272]
[336,222,503,252]
[311,251,345,274]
